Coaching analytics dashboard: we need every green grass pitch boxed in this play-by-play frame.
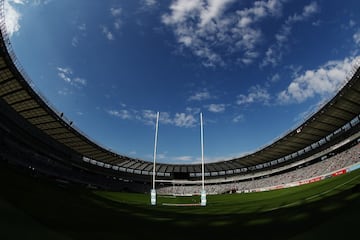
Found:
[1,163,360,240]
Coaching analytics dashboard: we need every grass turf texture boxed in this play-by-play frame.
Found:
[1,163,360,240]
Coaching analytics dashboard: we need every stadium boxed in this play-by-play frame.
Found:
[1,1,360,239]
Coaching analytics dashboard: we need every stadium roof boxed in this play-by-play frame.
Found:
[1,9,360,175]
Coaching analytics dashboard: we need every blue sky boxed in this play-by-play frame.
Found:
[5,0,360,164]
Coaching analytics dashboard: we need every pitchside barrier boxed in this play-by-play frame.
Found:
[242,162,360,193]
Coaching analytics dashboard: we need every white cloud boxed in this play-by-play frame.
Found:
[207,103,225,113]
[157,153,168,160]
[302,1,319,17]
[10,0,25,4]
[78,23,86,31]
[236,85,270,105]
[261,1,319,67]
[32,0,53,5]
[110,7,122,30]
[107,107,198,128]
[4,0,23,37]
[163,153,244,164]
[140,109,159,125]
[100,7,123,41]
[277,56,360,104]
[232,114,244,123]
[162,0,202,25]
[349,20,356,28]
[199,0,233,27]
[354,30,360,45]
[235,0,283,25]
[57,67,87,87]
[57,67,72,83]
[110,7,122,17]
[101,26,114,40]
[57,88,72,96]
[293,100,327,125]
[107,110,132,120]
[141,109,157,119]
[173,113,197,127]
[113,19,121,30]
[185,107,201,116]
[138,0,159,12]
[71,37,79,47]
[5,0,54,37]
[270,73,280,82]
[188,89,212,101]
[72,23,86,47]
[73,77,87,85]
[162,0,285,67]
[172,155,194,162]
[143,0,157,7]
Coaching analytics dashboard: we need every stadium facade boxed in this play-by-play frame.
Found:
[0,0,360,194]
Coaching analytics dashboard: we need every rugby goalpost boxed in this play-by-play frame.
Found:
[150,112,159,206]
[151,112,207,206]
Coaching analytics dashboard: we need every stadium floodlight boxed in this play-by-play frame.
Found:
[151,112,160,206]
[200,112,207,206]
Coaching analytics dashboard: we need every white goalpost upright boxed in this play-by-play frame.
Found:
[151,112,160,206]
[200,112,207,206]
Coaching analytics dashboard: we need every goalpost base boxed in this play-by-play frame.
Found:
[201,190,207,206]
[151,189,156,206]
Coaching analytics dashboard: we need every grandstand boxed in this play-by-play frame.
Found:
[0,0,360,196]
